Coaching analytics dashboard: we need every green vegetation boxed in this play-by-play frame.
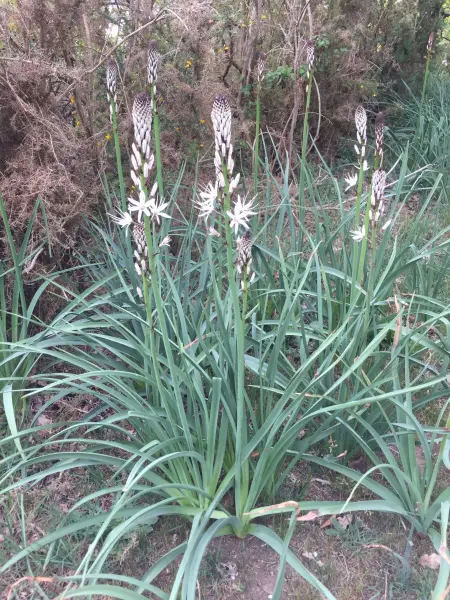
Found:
[1,3,450,599]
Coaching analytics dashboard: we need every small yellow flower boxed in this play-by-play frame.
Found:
[360,85,364,89]
[105,133,111,141]
[131,185,136,192]
[223,45,229,51]
[261,14,267,19]
[175,127,180,131]
[185,60,192,68]
[218,48,222,53]
[372,93,377,97]
[376,43,382,53]
[241,23,246,28]
[249,20,254,25]
[97,141,102,147]
[75,120,81,127]
[199,119,205,124]
[70,96,76,104]
[199,143,204,148]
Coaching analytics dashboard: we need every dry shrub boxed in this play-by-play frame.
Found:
[0,0,104,256]
[0,0,442,259]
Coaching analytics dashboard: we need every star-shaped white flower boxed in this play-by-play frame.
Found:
[344,173,358,191]
[199,181,218,204]
[108,210,133,232]
[196,181,217,220]
[227,194,257,235]
[148,196,171,225]
[128,190,152,222]
[350,225,366,242]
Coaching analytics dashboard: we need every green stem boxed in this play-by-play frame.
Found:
[222,163,248,519]
[110,99,126,212]
[420,50,432,114]
[350,150,366,304]
[364,224,377,331]
[298,70,313,252]
[253,86,261,200]
[242,267,249,325]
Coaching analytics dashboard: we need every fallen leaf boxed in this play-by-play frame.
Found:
[419,553,441,570]
[336,514,353,529]
[297,510,320,522]
[320,515,337,529]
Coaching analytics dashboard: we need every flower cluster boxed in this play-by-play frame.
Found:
[147,40,161,87]
[354,105,367,156]
[427,32,435,55]
[344,104,369,193]
[370,168,387,226]
[196,95,257,285]
[236,230,255,287]
[106,58,118,122]
[306,40,314,78]
[109,85,170,299]
[256,51,266,82]
[196,95,242,228]
[374,112,384,162]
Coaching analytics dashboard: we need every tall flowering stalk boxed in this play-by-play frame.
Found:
[147,40,164,199]
[106,58,126,211]
[111,92,170,301]
[350,104,368,302]
[365,168,387,326]
[298,40,315,251]
[253,51,265,199]
[202,94,258,516]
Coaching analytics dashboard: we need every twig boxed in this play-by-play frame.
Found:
[53,11,168,106]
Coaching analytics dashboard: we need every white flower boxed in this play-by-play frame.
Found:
[108,210,133,231]
[199,181,218,204]
[350,225,366,242]
[159,236,171,248]
[128,190,152,222]
[196,181,217,219]
[148,196,171,225]
[363,160,369,171]
[354,144,360,155]
[136,286,143,298]
[229,173,240,195]
[227,150,234,174]
[131,170,140,187]
[227,194,257,235]
[344,173,358,191]
[208,227,220,237]
[381,219,392,231]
